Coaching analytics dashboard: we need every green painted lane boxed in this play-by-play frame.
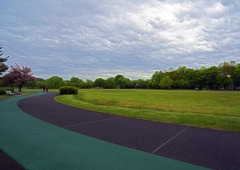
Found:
[0,92,210,169]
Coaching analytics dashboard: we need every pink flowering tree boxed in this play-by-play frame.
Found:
[3,63,37,92]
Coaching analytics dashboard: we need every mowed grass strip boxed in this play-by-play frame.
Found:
[21,88,60,92]
[55,89,240,131]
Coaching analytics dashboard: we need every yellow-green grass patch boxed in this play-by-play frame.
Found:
[55,89,240,131]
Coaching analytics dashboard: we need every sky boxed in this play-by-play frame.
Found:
[1,0,240,80]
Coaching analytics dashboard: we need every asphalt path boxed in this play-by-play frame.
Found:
[3,92,240,169]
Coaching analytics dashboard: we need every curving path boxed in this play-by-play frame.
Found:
[1,92,240,169]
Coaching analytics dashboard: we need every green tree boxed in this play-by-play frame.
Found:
[176,66,187,80]
[105,77,115,89]
[70,77,82,87]
[179,79,189,89]
[159,76,173,89]
[233,63,240,88]
[204,66,219,89]
[146,79,152,89]
[138,79,148,88]
[195,67,208,89]
[218,61,236,89]
[84,79,93,88]
[166,69,177,82]
[166,66,187,88]
[79,80,84,88]
[94,78,105,88]
[132,80,139,88]
[64,80,72,86]
[125,78,133,88]
[114,74,126,88]
[185,68,196,89]
[151,71,165,88]
[37,78,44,81]
[216,71,229,89]
[46,76,64,89]
[28,81,37,89]
[173,79,180,88]
[218,61,236,77]
[0,45,9,77]
[36,79,46,89]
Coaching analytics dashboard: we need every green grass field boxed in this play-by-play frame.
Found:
[21,88,59,92]
[55,89,240,131]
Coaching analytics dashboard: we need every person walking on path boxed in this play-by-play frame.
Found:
[43,86,45,92]
[46,87,49,92]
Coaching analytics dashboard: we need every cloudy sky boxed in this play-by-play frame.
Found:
[1,0,240,80]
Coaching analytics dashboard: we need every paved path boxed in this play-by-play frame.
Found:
[1,92,240,169]
[0,93,208,170]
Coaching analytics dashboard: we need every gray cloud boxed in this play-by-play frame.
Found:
[1,0,240,80]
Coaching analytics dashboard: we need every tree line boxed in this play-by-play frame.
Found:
[26,60,240,90]
[0,45,239,90]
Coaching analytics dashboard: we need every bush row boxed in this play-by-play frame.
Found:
[59,86,78,95]
[0,87,14,95]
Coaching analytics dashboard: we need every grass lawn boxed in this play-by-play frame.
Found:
[21,88,59,93]
[55,89,240,131]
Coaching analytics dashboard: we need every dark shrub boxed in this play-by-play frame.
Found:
[59,86,78,95]
[0,87,6,95]
[6,88,14,92]
[0,87,14,95]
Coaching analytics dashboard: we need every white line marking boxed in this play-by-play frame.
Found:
[151,126,190,154]
[62,117,120,128]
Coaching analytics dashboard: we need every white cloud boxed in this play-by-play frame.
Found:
[0,0,240,80]
[206,2,226,13]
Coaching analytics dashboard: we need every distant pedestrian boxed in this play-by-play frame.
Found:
[43,86,45,92]
[46,86,49,92]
